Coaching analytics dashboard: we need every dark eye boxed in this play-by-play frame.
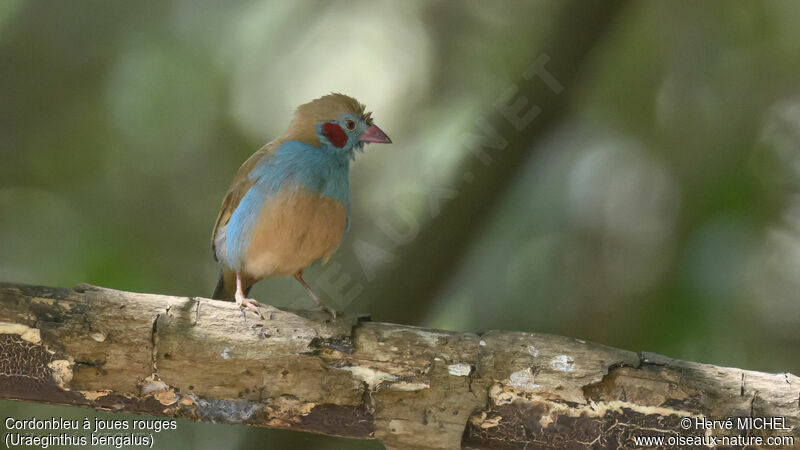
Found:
[345,119,356,130]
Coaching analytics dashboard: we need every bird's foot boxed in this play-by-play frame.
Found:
[236,296,263,319]
[293,271,339,320]
[316,303,340,320]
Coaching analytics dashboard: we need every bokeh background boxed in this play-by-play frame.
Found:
[2,1,799,448]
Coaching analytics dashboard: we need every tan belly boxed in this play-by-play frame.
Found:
[243,186,347,279]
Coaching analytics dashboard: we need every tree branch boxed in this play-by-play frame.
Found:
[1,282,797,449]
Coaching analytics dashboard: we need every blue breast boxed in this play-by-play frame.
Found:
[224,141,350,269]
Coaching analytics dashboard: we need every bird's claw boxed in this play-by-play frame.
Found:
[236,297,263,319]
[317,304,340,320]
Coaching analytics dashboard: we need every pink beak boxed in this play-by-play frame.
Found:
[359,124,392,144]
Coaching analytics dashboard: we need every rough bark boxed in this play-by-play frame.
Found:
[1,282,798,449]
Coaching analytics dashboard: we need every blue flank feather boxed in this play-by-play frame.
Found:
[224,140,352,269]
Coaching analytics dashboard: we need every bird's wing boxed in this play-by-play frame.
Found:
[211,139,282,261]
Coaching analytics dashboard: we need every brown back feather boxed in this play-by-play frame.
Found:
[210,139,283,260]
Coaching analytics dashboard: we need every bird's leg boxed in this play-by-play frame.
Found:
[235,271,263,318]
[294,271,338,319]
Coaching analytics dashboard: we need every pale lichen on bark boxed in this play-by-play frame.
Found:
[1,282,798,449]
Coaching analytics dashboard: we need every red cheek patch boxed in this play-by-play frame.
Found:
[321,122,347,148]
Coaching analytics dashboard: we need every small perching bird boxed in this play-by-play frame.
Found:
[211,93,391,317]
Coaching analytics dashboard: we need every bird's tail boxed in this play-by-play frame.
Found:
[212,270,234,300]
[212,269,246,300]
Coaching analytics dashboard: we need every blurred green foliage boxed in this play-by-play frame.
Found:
[1,1,799,449]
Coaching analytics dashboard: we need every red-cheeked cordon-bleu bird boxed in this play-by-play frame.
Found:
[211,93,391,317]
